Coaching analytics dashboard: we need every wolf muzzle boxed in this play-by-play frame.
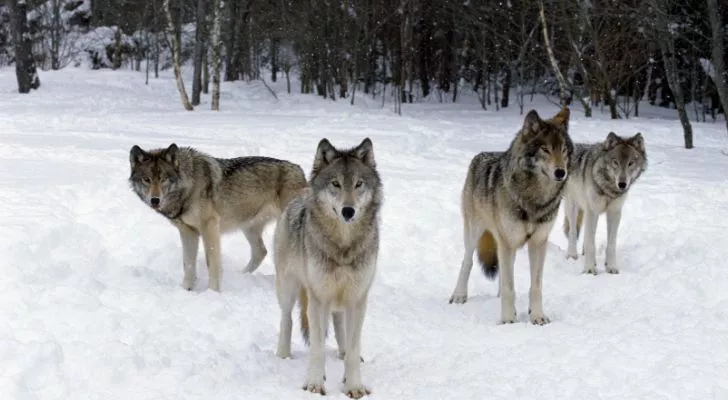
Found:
[341,207,356,222]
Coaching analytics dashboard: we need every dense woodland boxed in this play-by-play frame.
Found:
[1,0,727,147]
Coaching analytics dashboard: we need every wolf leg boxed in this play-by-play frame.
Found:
[343,297,370,399]
[565,198,580,260]
[177,224,199,291]
[449,219,480,304]
[275,274,298,359]
[605,207,622,274]
[303,294,329,394]
[241,221,268,274]
[496,242,517,324]
[200,216,222,291]
[582,210,600,275]
[527,238,550,325]
[333,312,346,359]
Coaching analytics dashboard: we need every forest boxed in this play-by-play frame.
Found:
[1,0,727,147]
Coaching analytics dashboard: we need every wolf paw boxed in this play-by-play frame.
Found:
[276,350,291,359]
[528,310,551,325]
[498,311,517,325]
[344,383,371,399]
[582,266,598,275]
[302,379,326,395]
[338,352,365,363]
[605,265,620,274]
[449,293,468,304]
[566,252,579,260]
[182,277,195,291]
[207,281,220,292]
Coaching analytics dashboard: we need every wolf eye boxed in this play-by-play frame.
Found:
[540,146,551,154]
[331,180,341,188]
[355,180,363,188]
[627,161,634,167]
[143,177,151,184]
[611,159,619,167]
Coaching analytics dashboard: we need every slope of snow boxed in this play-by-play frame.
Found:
[1,69,727,400]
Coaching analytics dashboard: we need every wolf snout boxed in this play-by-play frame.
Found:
[554,168,567,181]
[341,207,356,222]
[150,197,161,208]
[618,181,627,190]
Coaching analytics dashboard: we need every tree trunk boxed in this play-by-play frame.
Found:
[191,0,207,106]
[707,0,728,134]
[202,45,210,94]
[211,0,223,111]
[538,0,569,106]
[10,0,40,93]
[270,39,278,82]
[164,0,194,111]
[113,26,122,70]
[659,41,693,148]
[51,0,61,70]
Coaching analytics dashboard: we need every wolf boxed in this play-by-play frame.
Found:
[273,138,382,399]
[562,131,647,275]
[128,143,307,292]
[448,108,573,326]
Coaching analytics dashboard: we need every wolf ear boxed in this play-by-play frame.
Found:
[312,138,339,176]
[628,132,645,153]
[521,110,543,139]
[353,137,376,168]
[603,132,622,150]
[163,143,179,167]
[550,107,570,129]
[129,145,148,167]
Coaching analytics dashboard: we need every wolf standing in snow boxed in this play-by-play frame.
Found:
[449,108,573,326]
[562,131,647,275]
[128,143,307,292]
[274,138,382,399]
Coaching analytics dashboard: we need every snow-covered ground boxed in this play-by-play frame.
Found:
[1,68,727,400]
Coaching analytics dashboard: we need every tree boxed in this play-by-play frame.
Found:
[707,0,728,135]
[163,0,194,111]
[210,0,222,111]
[651,0,693,149]
[10,0,41,93]
[191,0,207,106]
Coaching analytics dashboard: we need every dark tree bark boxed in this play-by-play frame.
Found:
[707,0,728,135]
[191,0,207,105]
[10,0,41,93]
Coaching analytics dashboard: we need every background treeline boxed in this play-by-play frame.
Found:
[1,0,727,147]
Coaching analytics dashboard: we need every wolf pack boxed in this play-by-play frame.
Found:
[128,107,647,398]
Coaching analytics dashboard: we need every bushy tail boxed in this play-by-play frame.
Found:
[299,288,310,345]
[562,209,584,239]
[477,230,499,280]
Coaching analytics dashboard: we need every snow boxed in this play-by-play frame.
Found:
[1,68,728,400]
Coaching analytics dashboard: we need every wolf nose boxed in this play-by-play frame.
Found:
[150,197,161,207]
[618,181,627,190]
[554,168,566,181]
[341,207,356,221]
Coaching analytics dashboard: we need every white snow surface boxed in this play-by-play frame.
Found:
[1,69,728,400]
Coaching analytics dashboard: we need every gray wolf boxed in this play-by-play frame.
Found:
[128,143,307,292]
[448,108,573,326]
[273,138,382,399]
[562,131,647,275]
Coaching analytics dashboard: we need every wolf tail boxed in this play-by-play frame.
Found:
[299,287,310,344]
[477,230,499,280]
[562,209,584,239]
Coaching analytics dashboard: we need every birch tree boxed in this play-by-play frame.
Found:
[210,0,223,111]
[163,0,194,111]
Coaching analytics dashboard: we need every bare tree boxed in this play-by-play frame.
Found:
[707,0,728,134]
[10,0,41,93]
[164,0,194,111]
[538,0,569,106]
[191,0,207,105]
[210,0,223,110]
[651,0,693,148]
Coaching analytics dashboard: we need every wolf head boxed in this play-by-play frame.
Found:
[514,107,573,182]
[128,143,183,211]
[599,132,647,193]
[309,137,382,224]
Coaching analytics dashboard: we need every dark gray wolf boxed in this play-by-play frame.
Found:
[449,108,573,326]
[128,143,307,291]
[563,131,647,274]
[273,138,382,399]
